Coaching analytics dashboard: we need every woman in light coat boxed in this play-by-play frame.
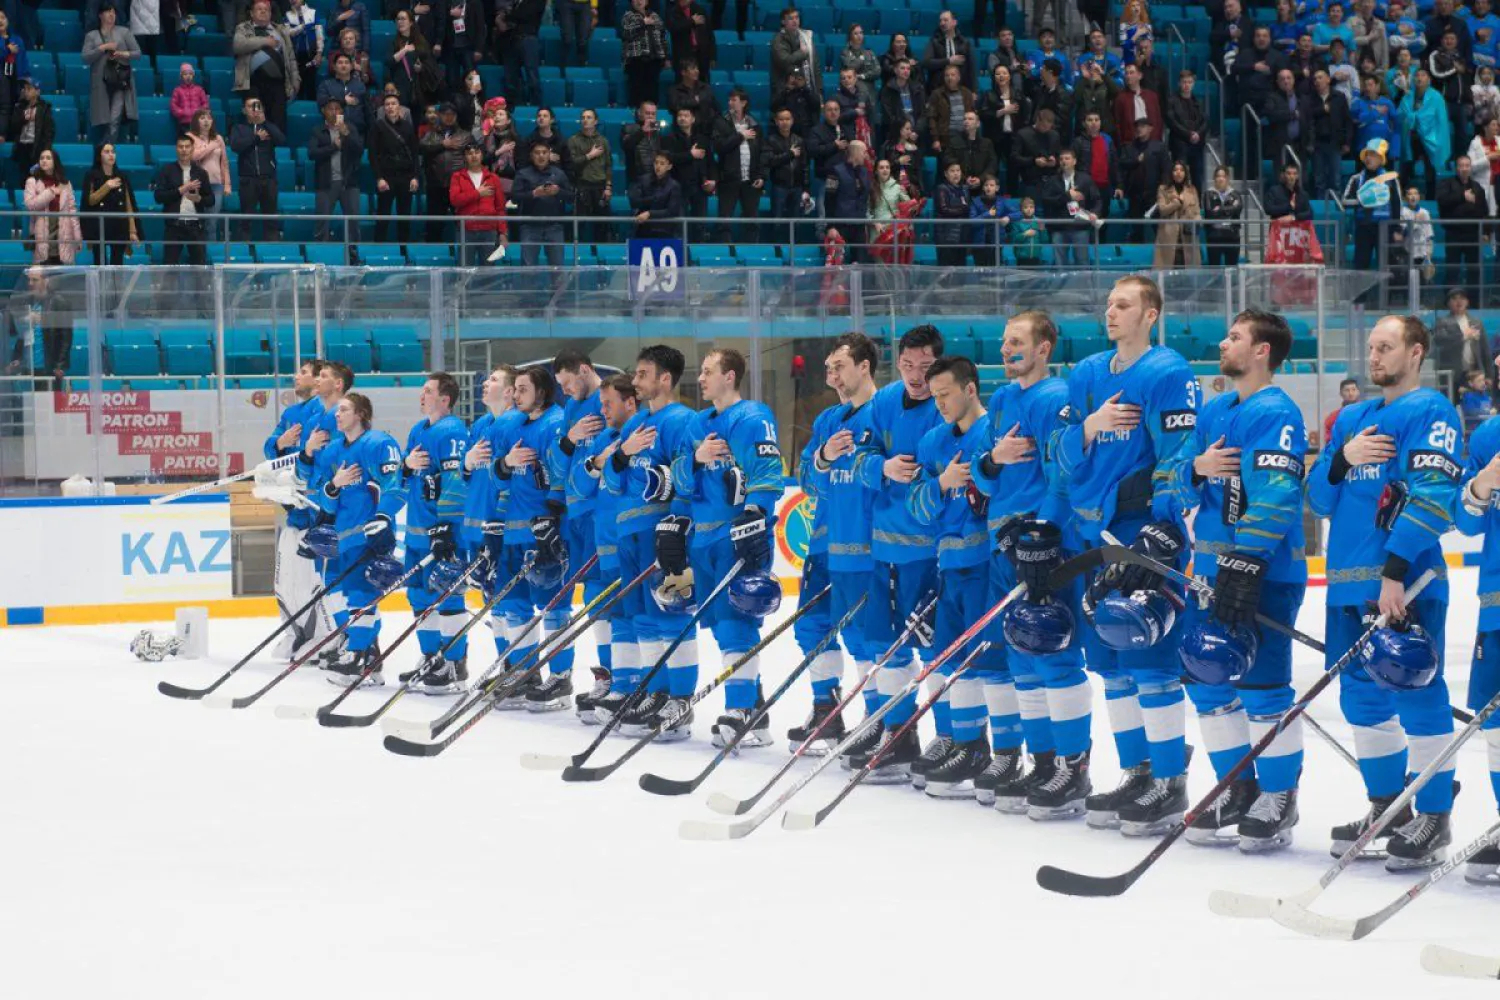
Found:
[1153,159,1201,267]
[24,148,83,266]
[1468,115,1500,214]
[82,4,141,144]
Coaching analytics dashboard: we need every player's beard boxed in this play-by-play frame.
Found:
[1218,357,1245,379]
[1369,367,1401,387]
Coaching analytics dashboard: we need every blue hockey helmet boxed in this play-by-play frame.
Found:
[651,569,697,613]
[1178,619,1259,686]
[1086,587,1181,651]
[364,554,406,591]
[1002,597,1075,655]
[428,557,470,596]
[303,523,340,560]
[1360,621,1439,692]
[524,551,567,591]
[728,570,783,619]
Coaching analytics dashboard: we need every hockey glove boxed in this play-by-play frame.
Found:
[729,506,771,571]
[904,600,937,648]
[1375,481,1409,532]
[722,465,748,507]
[1005,518,1063,600]
[1213,552,1267,630]
[299,523,341,560]
[530,503,565,566]
[655,514,693,575]
[428,521,458,562]
[642,464,675,502]
[481,519,507,568]
[362,514,397,557]
[965,482,990,520]
[1115,520,1186,596]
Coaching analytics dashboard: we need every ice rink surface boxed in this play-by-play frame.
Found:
[3,572,1499,1000]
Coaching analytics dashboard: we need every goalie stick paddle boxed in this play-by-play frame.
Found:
[149,454,298,505]
[681,586,1025,842]
[638,593,867,797]
[1034,567,1436,899]
[380,563,651,758]
[560,586,832,783]
[157,550,374,701]
[205,555,435,710]
[520,557,747,773]
[781,642,991,832]
[273,553,486,721]
[317,554,537,728]
[1211,683,1500,920]
[701,547,1104,819]
[1420,944,1500,980]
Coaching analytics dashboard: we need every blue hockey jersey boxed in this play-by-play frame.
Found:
[262,395,325,460]
[545,390,605,519]
[311,429,408,553]
[970,377,1073,544]
[1455,414,1500,631]
[672,399,783,550]
[601,400,696,537]
[1055,346,1199,540]
[489,405,566,544]
[403,414,469,533]
[461,410,522,547]
[570,424,628,568]
[809,398,879,573]
[909,417,992,570]
[1186,386,1308,585]
[852,382,944,564]
[797,404,845,557]
[1307,388,1461,608]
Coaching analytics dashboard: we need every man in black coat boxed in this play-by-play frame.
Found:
[1118,115,1170,240]
[877,57,926,149]
[1262,68,1310,175]
[8,78,53,177]
[920,10,976,92]
[711,88,764,242]
[662,106,714,220]
[1234,25,1287,178]
[806,98,852,221]
[368,92,421,243]
[309,96,366,242]
[154,134,215,305]
[1040,147,1102,265]
[229,94,285,241]
[1011,107,1061,199]
[629,151,684,238]
[1437,154,1489,295]
[763,106,807,227]
[621,101,666,185]
[1306,68,1351,197]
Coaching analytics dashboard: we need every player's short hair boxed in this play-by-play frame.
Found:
[925,355,979,390]
[345,391,374,428]
[518,365,556,409]
[1113,274,1163,316]
[426,371,461,408]
[1013,310,1059,349]
[494,363,520,387]
[832,331,879,375]
[552,348,593,374]
[637,344,686,386]
[1392,314,1431,357]
[321,360,355,391]
[299,357,326,375]
[1340,377,1359,390]
[601,372,637,401]
[898,324,945,357]
[1233,309,1293,370]
[710,348,748,390]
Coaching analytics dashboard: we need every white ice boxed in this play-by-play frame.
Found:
[2,572,1498,1000]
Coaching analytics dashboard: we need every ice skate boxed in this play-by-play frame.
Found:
[526,672,573,712]
[1237,787,1298,853]
[713,708,773,749]
[417,656,467,696]
[575,668,611,723]
[1027,750,1092,821]
[787,691,846,754]
[1185,778,1259,847]
[850,726,920,784]
[1464,841,1500,885]
[652,696,694,743]
[1118,771,1189,838]
[974,749,1027,812]
[1330,794,1411,860]
[324,649,383,688]
[1085,760,1152,830]
[909,735,954,791]
[1384,810,1453,871]
[924,739,992,800]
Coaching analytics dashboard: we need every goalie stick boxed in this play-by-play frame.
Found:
[1420,944,1500,980]
[150,454,298,505]
[1034,567,1436,898]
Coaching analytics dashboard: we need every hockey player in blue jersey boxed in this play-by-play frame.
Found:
[485,366,572,711]
[671,349,785,747]
[568,373,640,723]
[400,373,472,695]
[1308,315,1461,870]
[459,365,523,669]
[794,332,883,754]
[1056,275,1200,836]
[547,350,611,713]
[905,355,997,795]
[845,325,946,778]
[1451,411,1500,885]
[306,392,408,686]
[1177,311,1310,853]
[600,345,699,739]
[262,357,327,660]
[970,311,1095,820]
[295,360,356,668]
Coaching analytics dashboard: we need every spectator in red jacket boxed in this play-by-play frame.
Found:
[1322,377,1362,447]
[450,144,509,265]
[169,63,209,135]
[1112,63,1163,141]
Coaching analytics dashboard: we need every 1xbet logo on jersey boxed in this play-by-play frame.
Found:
[1160,410,1196,432]
[1408,450,1461,480]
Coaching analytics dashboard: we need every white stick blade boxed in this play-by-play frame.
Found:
[1271,901,1358,940]
[201,695,235,710]
[1207,889,1279,919]
[705,791,746,816]
[273,704,318,721]
[518,752,571,771]
[678,818,748,841]
[1420,944,1500,980]
[781,810,818,832]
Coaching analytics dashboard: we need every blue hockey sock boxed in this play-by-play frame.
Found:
[1103,678,1148,768]
[1139,679,1187,778]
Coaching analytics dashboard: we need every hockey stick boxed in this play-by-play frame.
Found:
[1248,685,1500,929]
[157,549,374,701]
[639,594,869,797]
[382,553,596,740]
[380,563,654,758]
[701,547,1104,818]
[559,585,832,783]
[782,641,992,831]
[1096,537,1362,770]
[682,585,1026,842]
[1212,682,1500,920]
[1035,567,1436,898]
[318,554,541,728]
[150,454,298,505]
[1421,944,1500,980]
[273,553,487,720]
[1270,820,1500,941]
[204,554,436,710]
[519,557,748,773]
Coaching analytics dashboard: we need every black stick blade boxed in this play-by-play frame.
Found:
[318,710,376,728]
[383,733,447,757]
[562,761,620,782]
[1035,864,1139,898]
[158,681,209,700]
[637,772,697,796]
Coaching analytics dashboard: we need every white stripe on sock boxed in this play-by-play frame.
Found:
[1351,718,1406,760]
[1047,680,1094,723]
[1247,712,1304,760]
[1408,732,1458,776]
[668,639,698,668]
[984,680,1019,720]
[730,653,760,683]
[951,676,987,713]
[1141,701,1186,744]
[876,663,915,696]
[1105,693,1144,735]
[810,650,845,684]
[1197,702,1250,755]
